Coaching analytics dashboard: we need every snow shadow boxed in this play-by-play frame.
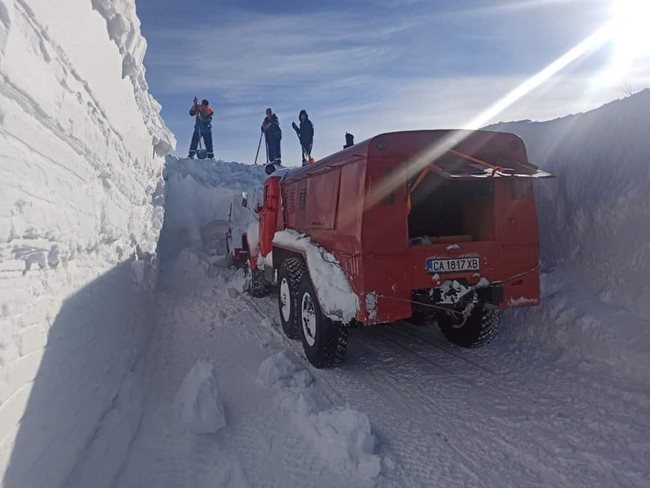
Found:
[3,261,157,488]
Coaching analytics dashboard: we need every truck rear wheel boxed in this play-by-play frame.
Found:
[297,274,348,368]
[438,307,501,348]
[277,258,305,340]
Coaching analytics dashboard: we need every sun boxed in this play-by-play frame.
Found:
[605,0,650,85]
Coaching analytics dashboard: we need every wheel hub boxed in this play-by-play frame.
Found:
[447,310,469,329]
[301,292,317,346]
[280,277,291,322]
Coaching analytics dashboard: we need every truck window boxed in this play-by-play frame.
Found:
[305,169,341,229]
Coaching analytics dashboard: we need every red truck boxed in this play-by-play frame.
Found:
[241,130,552,368]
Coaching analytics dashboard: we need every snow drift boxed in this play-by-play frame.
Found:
[488,90,650,380]
[258,351,382,479]
[0,0,173,486]
[159,157,266,265]
[175,359,226,435]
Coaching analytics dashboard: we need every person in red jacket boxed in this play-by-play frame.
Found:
[188,98,214,159]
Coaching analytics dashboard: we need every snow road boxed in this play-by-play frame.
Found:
[110,251,650,488]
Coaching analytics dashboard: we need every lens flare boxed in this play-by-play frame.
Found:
[365,22,616,211]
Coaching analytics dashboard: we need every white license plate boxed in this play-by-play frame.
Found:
[426,257,480,274]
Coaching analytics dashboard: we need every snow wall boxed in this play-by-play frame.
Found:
[489,90,650,381]
[159,157,266,266]
[0,1,174,487]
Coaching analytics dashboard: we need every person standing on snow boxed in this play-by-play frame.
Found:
[291,109,314,166]
[261,107,282,163]
[188,98,214,159]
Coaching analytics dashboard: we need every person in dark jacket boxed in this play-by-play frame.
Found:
[188,98,214,159]
[261,107,282,163]
[292,109,314,166]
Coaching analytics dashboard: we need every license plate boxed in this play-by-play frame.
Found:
[426,257,480,274]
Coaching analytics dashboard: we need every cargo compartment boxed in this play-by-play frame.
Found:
[408,173,494,245]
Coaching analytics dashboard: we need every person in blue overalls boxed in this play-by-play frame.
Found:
[188,98,214,159]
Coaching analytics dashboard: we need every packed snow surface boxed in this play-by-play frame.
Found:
[273,229,359,322]
[112,249,378,488]
[107,242,650,488]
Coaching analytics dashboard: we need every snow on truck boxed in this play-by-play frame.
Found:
[238,130,552,368]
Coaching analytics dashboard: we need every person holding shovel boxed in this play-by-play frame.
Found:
[188,97,214,159]
[261,107,282,164]
[292,109,314,166]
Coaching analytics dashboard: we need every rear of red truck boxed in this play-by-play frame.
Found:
[355,130,552,347]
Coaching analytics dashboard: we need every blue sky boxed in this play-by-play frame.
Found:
[136,0,649,165]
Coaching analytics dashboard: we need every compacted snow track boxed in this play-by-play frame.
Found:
[113,255,377,488]
[335,325,649,487]
[110,254,650,488]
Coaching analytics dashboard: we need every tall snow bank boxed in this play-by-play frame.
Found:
[0,0,173,486]
[88,0,173,156]
[159,157,266,264]
[487,90,650,379]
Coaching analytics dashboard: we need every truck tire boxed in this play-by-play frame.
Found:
[297,274,348,368]
[249,268,270,298]
[277,257,305,340]
[438,307,501,348]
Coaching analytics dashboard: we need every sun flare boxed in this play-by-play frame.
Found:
[606,0,650,84]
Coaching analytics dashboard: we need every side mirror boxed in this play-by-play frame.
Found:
[241,191,248,208]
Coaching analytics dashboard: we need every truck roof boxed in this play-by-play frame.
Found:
[281,129,550,182]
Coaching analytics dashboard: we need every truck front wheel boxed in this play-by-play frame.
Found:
[297,274,348,368]
[438,307,501,348]
[277,258,305,340]
[249,268,270,298]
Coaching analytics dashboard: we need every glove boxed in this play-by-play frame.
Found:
[292,122,298,131]
[193,97,198,104]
